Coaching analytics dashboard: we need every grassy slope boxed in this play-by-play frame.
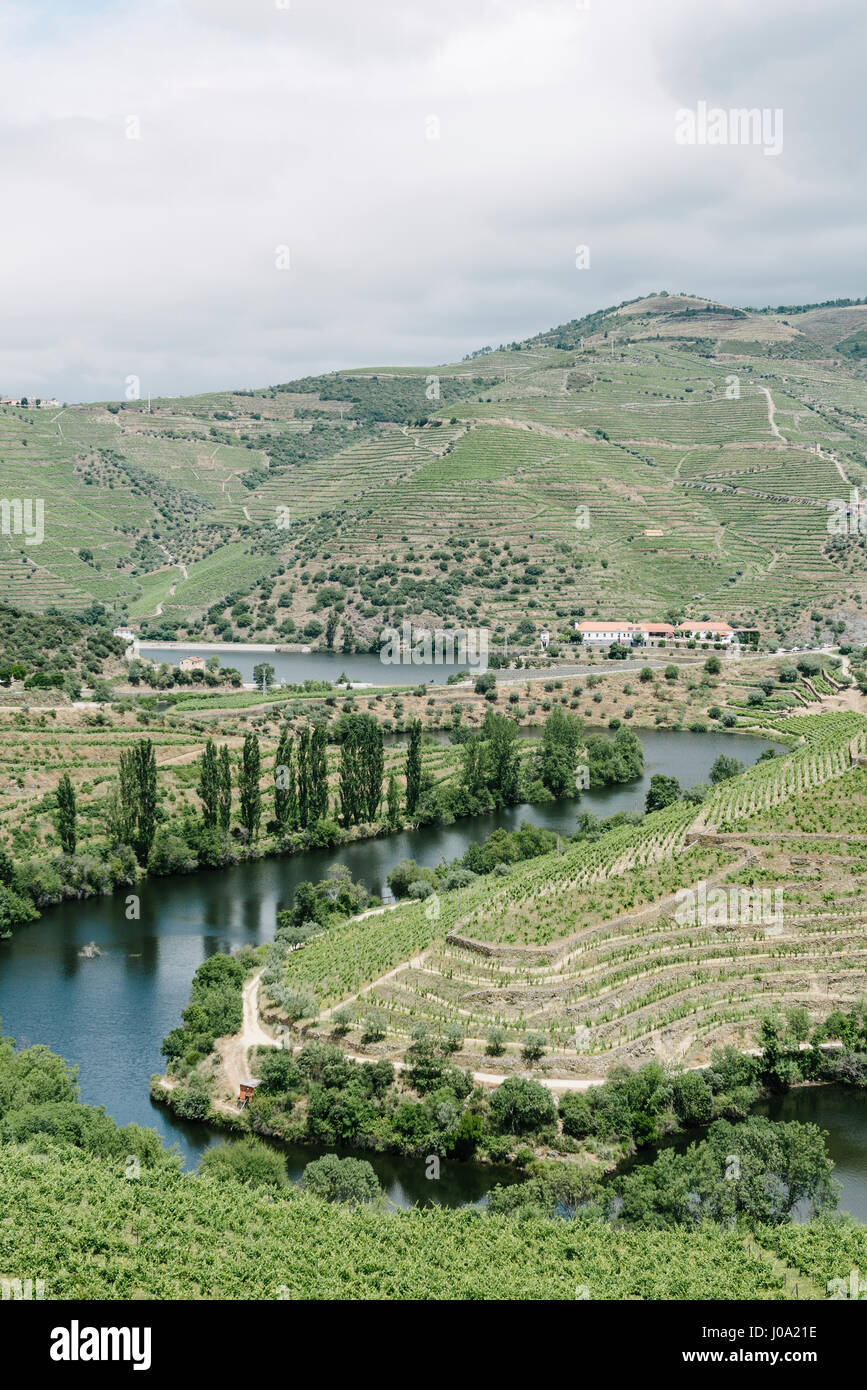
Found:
[2,292,866,647]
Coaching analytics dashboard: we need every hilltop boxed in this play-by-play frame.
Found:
[2,291,867,653]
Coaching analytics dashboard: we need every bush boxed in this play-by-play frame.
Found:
[199,1137,287,1188]
[486,1027,507,1057]
[490,1077,556,1134]
[521,1033,547,1062]
[303,1153,381,1205]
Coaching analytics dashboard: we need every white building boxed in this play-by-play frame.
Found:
[674,622,735,646]
[575,621,638,645]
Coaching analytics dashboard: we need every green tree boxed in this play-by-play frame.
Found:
[218,744,232,829]
[405,718,422,815]
[296,727,311,828]
[308,724,329,821]
[252,662,276,691]
[360,715,383,820]
[273,727,297,830]
[198,738,220,828]
[238,732,262,839]
[490,1077,556,1133]
[199,1137,287,1189]
[302,1153,381,1205]
[482,709,521,805]
[54,773,76,854]
[709,754,743,784]
[133,739,157,864]
[645,773,681,812]
[536,706,584,796]
[324,608,340,650]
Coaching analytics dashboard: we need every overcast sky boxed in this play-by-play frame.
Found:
[1,0,864,402]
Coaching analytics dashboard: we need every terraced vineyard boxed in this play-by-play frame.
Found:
[282,713,867,1077]
[4,292,867,649]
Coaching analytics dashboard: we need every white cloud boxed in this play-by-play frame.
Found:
[0,0,864,400]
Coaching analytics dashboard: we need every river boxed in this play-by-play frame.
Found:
[139,643,481,686]
[6,726,862,1216]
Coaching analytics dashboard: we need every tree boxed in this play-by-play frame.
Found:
[296,727,311,828]
[308,724,329,821]
[198,738,220,828]
[324,608,339,650]
[115,747,138,845]
[704,655,722,675]
[490,1077,556,1133]
[132,739,157,864]
[536,706,584,796]
[338,719,363,827]
[238,732,261,839]
[616,1118,837,1228]
[252,662,276,692]
[359,715,383,820]
[709,754,743,784]
[645,773,681,813]
[273,727,296,830]
[218,744,232,829]
[482,709,521,805]
[302,1153,381,1205]
[54,773,76,854]
[405,718,422,815]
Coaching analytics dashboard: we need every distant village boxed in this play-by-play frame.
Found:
[0,396,60,408]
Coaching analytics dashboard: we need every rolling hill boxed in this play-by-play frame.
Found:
[3,291,867,652]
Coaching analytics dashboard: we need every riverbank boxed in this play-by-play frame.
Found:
[150,959,867,1218]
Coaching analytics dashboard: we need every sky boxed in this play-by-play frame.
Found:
[0,0,864,402]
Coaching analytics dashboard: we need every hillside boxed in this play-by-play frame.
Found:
[2,291,867,652]
[271,711,867,1076]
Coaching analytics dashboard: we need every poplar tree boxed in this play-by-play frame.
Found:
[274,726,297,830]
[198,738,221,828]
[55,772,77,854]
[338,719,363,826]
[218,744,232,829]
[132,738,157,863]
[360,716,383,821]
[308,724,329,821]
[239,732,261,839]
[117,748,138,844]
[405,718,422,815]
[297,727,310,828]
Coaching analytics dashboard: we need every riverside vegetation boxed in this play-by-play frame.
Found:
[4,1029,865,1299]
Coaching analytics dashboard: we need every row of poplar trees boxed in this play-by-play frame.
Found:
[197,716,427,840]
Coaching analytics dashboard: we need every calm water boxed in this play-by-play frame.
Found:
[622,1087,867,1223]
[0,727,815,1206]
[140,643,480,686]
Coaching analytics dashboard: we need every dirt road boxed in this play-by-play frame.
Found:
[214,970,276,1110]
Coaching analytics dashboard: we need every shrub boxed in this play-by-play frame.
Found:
[490,1077,556,1133]
[303,1153,381,1205]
